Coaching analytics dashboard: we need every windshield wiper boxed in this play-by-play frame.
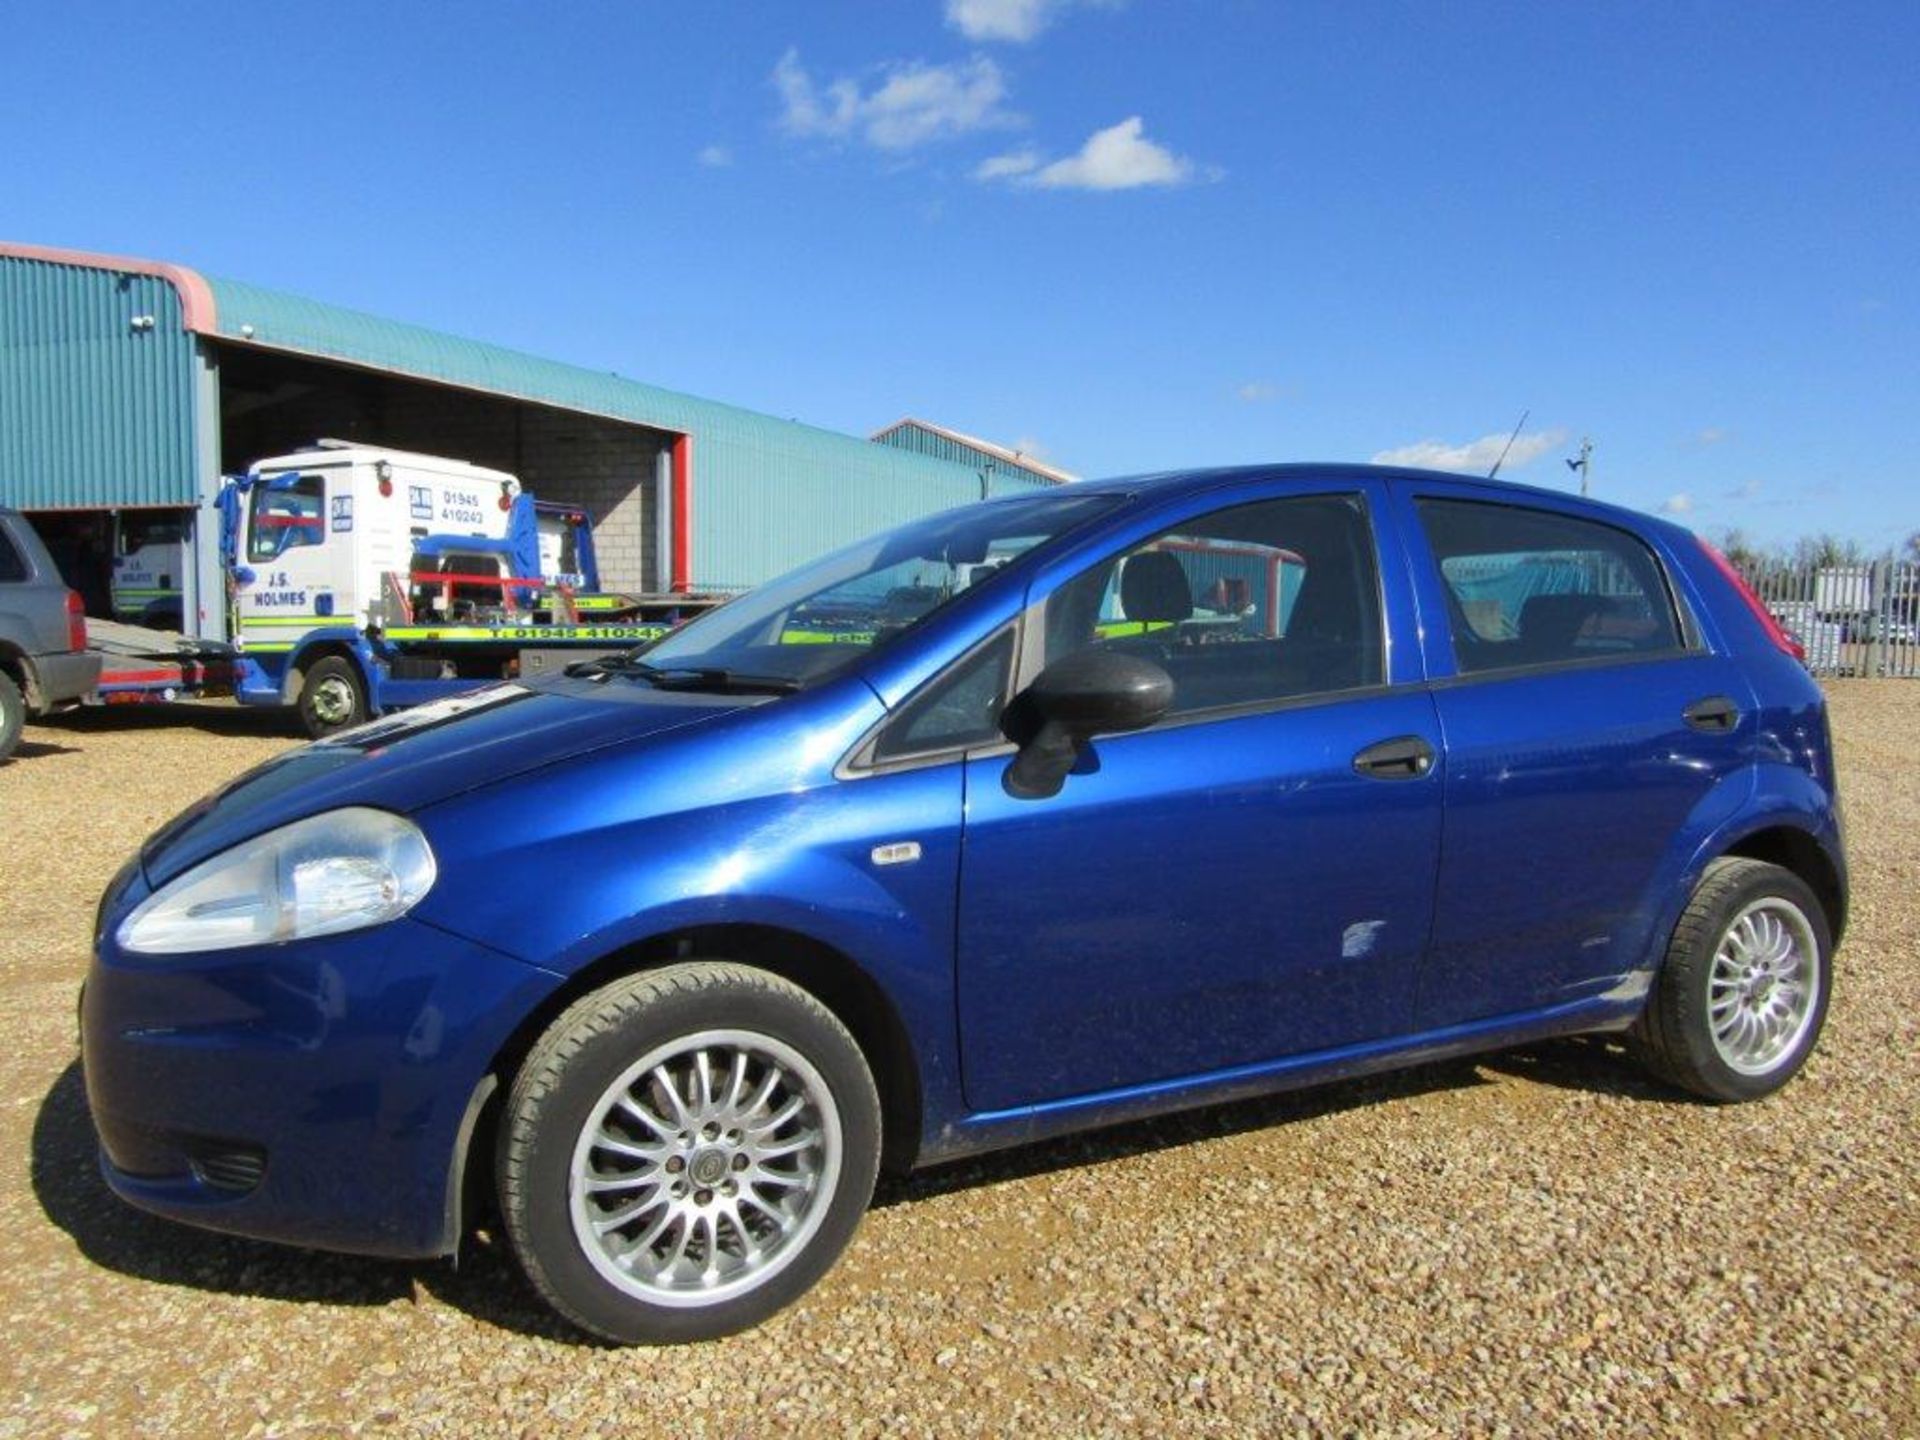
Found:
[563,656,800,694]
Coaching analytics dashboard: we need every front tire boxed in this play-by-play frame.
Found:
[297,655,367,738]
[1632,857,1832,1101]
[497,962,882,1344]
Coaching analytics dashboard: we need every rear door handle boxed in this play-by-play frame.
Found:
[1683,695,1741,733]
[1353,735,1436,779]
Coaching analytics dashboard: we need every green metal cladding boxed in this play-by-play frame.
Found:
[200,272,1053,590]
[874,420,1069,492]
[0,253,201,508]
[1,245,1056,589]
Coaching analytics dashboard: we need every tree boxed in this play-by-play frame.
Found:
[1907,531,1920,563]
[1790,533,1867,569]
[1716,527,1768,570]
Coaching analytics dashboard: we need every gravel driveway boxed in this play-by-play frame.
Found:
[2,687,1915,1437]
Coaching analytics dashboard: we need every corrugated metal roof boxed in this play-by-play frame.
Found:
[873,417,1076,486]
[0,251,201,508]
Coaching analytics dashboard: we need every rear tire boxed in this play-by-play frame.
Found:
[297,656,367,738]
[1631,857,1832,1101]
[0,671,22,762]
[497,962,882,1344]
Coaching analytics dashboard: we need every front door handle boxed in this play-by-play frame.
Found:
[1683,695,1741,733]
[1353,735,1436,779]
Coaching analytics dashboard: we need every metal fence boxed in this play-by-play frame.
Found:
[1736,560,1920,678]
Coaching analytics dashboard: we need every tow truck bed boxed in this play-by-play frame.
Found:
[88,618,237,703]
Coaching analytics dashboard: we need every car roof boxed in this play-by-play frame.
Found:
[1048,462,1683,539]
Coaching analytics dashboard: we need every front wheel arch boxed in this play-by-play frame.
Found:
[449,924,926,1252]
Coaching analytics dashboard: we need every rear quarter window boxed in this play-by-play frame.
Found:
[1417,499,1684,674]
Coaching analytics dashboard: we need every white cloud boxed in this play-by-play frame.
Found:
[977,116,1203,191]
[946,0,1123,42]
[1235,380,1281,404]
[1658,493,1695,515]
[697,144,733,168]
[1372,427,1568,474]
[947,0,1056,42]
[774,50,1019,152]
[1728,478,1762,500]
[973,149,1041,181]
[1693,426,1729,446]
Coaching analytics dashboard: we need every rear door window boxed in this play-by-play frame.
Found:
[0,529,25,583]
[1416,499,1683,674]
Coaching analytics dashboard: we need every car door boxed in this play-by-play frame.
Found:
[954,482,1446,1113]
[1398,486,1756,1029]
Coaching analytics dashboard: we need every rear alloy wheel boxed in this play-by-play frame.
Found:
[1632,857,1832,1101]
[498,963,881,1344]
[297,656,367,738]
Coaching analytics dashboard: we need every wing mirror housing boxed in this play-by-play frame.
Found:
[1004,649,1173,799]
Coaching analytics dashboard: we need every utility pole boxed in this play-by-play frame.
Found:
[1565,437,1594,497]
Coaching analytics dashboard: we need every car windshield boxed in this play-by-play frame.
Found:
[634,491,1120,689]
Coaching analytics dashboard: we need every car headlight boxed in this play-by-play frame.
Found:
[117,807,437,956]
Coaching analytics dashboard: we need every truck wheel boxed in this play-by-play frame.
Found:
[1630,857,1832,1102]
[497,962,882,1344]
[0,671,23,762]
[298,656,367,738]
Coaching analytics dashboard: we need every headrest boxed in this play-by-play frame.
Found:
[1120,551,1193,625]
[1518,593,1604,650]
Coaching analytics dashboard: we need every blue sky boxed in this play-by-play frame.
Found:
[3,2,1914,549]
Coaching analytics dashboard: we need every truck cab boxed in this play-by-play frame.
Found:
[110,510,192,629]
[223,442,700,736]
[231,443,526,656]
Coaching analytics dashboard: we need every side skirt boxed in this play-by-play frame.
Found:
[918,993,1639,1169]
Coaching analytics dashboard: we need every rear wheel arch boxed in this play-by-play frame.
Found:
[0,642,38,709]
[1718,823,1845,945]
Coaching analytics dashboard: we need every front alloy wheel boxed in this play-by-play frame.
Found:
[568,1029,842,1309]
[499,963,881,1344]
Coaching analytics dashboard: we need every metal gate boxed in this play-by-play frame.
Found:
[1737,560,1920,678]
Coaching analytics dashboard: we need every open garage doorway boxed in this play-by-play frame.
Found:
[215,345,675,595]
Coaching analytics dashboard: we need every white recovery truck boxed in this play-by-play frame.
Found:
[211,442,714,735]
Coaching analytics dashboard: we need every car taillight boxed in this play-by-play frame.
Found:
[65,589,87,652]
[1697,539,1804,661]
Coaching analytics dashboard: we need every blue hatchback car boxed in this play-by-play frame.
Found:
[84,465,1845,1343]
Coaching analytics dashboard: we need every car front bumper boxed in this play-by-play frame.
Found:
[82,909,563,1260]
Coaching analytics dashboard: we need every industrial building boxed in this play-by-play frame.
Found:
[872,418,1077,489]
[0,243,1059,639]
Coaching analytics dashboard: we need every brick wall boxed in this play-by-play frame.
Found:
[371,392,666,596]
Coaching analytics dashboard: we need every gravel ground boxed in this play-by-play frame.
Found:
[2,687,1915,1438]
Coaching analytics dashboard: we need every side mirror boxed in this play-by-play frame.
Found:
[1004,649,1173,799]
